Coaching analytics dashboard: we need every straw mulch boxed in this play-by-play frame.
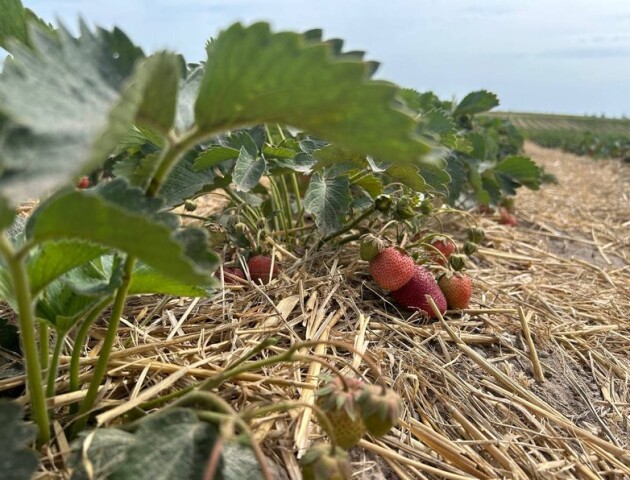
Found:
[3,142,629,479]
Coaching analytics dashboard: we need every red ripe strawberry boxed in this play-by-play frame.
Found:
[499,207,517,227]
[438,273,473,310]
[391,266,447,318]
[77,176,90,189]
[316,377,367,449]
[430,238,455,265]
[369,247,415,291]
[247,255,279,284]
[215,267,245,284]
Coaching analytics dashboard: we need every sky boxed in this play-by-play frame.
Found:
[13,0,630,116]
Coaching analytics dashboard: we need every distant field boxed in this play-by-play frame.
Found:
[485,111,630,135]
[485,112,630,160]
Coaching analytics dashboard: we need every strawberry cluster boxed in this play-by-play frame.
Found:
[315,376,401,449]
[361,235,476,316]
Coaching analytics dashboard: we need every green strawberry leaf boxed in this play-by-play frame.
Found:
[129,262,213,297]
[399,89,449,113]
[25,183,218,285]
[227,130,260,157]
[312,144,367,172]
[0,400,39,480]
[453,90,499,117]
[193,146,240,170]
[445,156,468,204]
[36,281,107,333]
[69,428,136,480]
[261,145,296,159]
[304,172,351,235]
[385,164,427,192]
[494,155,542,190]
[0,196,16,230]
[0,23,182,202]
[0,0,30,49]
[174,66,203,134]
[416,161,451,196]
[354,174,383,198]
[112,152,161,190]
[0,0,54,50]
[27,240,108,296]
[158,151,218,208]
[194,23,432,166]
[69,408,221,480]
[62,256,124,297]
[421,108,457,136]
[135,52,181,133]
[232,147,266,192]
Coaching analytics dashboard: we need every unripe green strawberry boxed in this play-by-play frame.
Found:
[357,385,402,437]
[438,273,473,310]
[391,266,447,318]
[466,227,485,244]
[430,238,455,266]
[184,200,197,212]
[419,198,433,215]
[449,254,467,271]
[374,194,392,212]
[394,196,415,220]
[300,444,352,480]
[369,247,415,291]
[248,255,279,284]
[463,241,478,256]
[359,234,385,262]
[316,377,366,449]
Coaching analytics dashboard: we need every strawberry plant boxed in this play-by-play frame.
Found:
[0,0,551,477]
[400,89,545,209]
[0,0,440,465]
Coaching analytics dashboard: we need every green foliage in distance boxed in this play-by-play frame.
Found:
[401,88,544,206]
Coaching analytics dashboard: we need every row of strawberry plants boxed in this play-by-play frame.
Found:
[524,129,630,162]
[0,0,547,478]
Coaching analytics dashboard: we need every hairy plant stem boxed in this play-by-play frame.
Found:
[146,130,198,198]
[270,176,293,242]
[279,175,294,234]
[268,177,287,235]
[68,296,114,415]
[39,322,49,370]
[222,185,261,229]
[72,131,200,435]
[72,256,136,436]
[46,331,65,398]
[0,234,50,444]
[290,173,305,228]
